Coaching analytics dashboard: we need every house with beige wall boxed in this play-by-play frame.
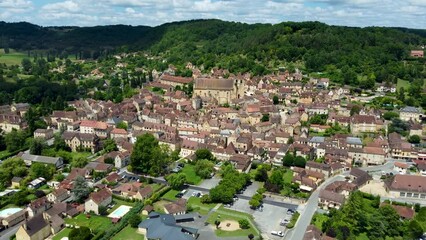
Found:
[85,189,112,215]
[16,214,51,240]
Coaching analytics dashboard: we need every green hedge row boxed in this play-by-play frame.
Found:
[0,148,27,160]
[95,202,144,240]
[286,212,300,229]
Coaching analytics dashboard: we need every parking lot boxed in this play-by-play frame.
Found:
[224,198,289,239]
[197,176,221,190]
[182,189,207,199]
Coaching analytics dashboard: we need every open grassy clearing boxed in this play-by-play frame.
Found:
[111,225,144,240]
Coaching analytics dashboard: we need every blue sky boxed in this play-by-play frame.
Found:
[0,0,425,29]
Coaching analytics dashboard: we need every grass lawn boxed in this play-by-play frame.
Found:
[187,196,217,215]
[311,213,329,230]
[283,169,293,184]
[397,79,410,90]
[150,183,163,192]
[0,50,27,65]
[52,228,72,240]
[356,233,370,240]
[207,206,259,237]
[181,164,202,185]
[0,204,18,210]
[153,200,170,213]
[162,189,180,201]
[112,225,144,240]
[109,198,135,213]
[71,151,92,160]
[65,213,112,233]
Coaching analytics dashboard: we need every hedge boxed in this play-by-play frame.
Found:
[96,202,144,240]
[286,212,300,229]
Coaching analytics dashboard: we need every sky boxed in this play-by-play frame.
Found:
[0,0,425,29]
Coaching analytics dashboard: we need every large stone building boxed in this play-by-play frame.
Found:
[62,131,100,153]
[159,73,193,88]
[386,174,426,199]
[193,78,244,105]
[400,106,422,122]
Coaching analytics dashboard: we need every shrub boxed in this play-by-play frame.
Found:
[238,219,250,229]
[129,214,141,228]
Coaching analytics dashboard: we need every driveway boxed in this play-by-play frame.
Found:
[241,181,260,197]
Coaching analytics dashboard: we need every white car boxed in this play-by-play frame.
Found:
[271,231,284,237]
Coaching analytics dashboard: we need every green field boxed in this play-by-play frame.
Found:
[111,225,144,240]
[0,50,27,65]
[65,213,112,233]
[397,79,411,90]
[187,196,217,215]
[397,78,426,90]
[52,228,72,240]
[153,200,170,213]
[283,169,294,184]
[207,206,259,237]
[162,189,180,201]
[181,164,202,185]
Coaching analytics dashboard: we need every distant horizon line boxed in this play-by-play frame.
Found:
[1,19,425,31]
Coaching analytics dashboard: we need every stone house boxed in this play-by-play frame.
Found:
[62,131,100,153]
[16,214,51,240]
[85,188,112,215]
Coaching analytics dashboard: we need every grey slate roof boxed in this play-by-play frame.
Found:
[400,106,421,113]
[20,153,63,166]
[346,137,362,145]
[138,212,197,240]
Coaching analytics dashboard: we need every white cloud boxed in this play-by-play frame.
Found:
[0,0,32,8]
[42,1,80,13]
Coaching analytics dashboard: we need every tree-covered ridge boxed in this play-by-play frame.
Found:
[1,19,425,87]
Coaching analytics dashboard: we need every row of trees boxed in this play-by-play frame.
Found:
[322,191,426,240]
[204,163,250,204]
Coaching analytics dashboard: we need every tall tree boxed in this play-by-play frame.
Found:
[131,133,171,176]
[72,176,91,203]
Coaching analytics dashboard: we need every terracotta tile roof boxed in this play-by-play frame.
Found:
[381,203,415,219]
[194,78,234,90]
[164,199,187,214]
[80,120,108,130]
[319,189,345,204]
[160,74,193,84]
[89,188,111,205]
[386,175,426,193]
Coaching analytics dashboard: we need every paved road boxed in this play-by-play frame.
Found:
[285,174,346,240]
[286,161,398,240]
[0,222,24,240]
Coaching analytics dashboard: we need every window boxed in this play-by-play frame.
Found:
[413,193,419,198]
[399,192,406,197]
[407,193,413,197]
[420,194,426,199]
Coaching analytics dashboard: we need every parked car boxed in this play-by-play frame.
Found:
[287,209,295,215]
[280,218,290,226]
[271,231,284,237]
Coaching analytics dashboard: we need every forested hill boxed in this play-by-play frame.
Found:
[1,19,426,75]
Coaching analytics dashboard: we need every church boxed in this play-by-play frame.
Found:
[193,78,244,105]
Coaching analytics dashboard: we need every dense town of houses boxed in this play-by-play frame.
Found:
[0,65,425,240]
